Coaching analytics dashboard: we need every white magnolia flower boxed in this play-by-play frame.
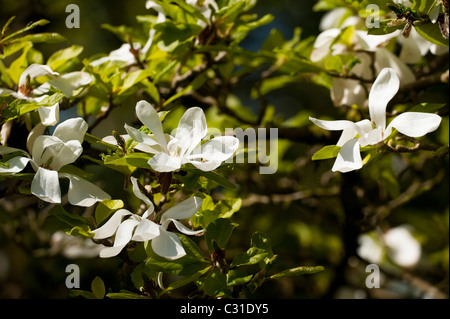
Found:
[124,100,239,173]
[0,118,110,206]
[309,68,442,173]
[311,25,416,107]
[0,64,92,126]
[90,43,141,67]
[92,176,203,260]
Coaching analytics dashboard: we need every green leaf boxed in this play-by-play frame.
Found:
[47,45,84,71]
[0,19,50,43]
[106,291,148,299]
[95,199,124,225]
[204,268,232,297]
[186,167,237,190]
[312,145,341,160]
[268,266,325,280]
[226,268,253,286]
[205,218,238,253]
[191,197,241,228]
[49,204,92,229]
[160,266,212,295]
[91,276,105,299]
[409,103,446,113]
[11,33,66,45]
[103,153,153,170]
[414,21,449,47]
[118,69,155,96]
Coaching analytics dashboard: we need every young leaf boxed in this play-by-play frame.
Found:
[312,145,341,161]
[268,266,325,280]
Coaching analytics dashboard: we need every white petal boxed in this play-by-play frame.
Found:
[332,139,363,173]
[42,139,83,171]
[60,173,111,207]
[0,87,16,96]
[174,107,207,156]
[375,48,416,85]
[26,123,46,154]
[189,136,239,163]
[310,29,340,62]
[130,176,155,209]
[48,72,92,96]
[113,219,140,247]
[151,228,186,260]
[37,103,60,126]
[18,64,58,87]
[338,120,372,146]
[387,112,442,138]
[31,167,61,203]
[124,123,160,147]
[161,197,202,224]
[99,244,128,258]
[92,209,132,239]
[358,127,384,147]
[165,219,204,236]
[52,117,88,143]
[132,219,160,242]
[310,117,357,131]
[0,157,30,174]
[368,68,399,130]
[331,78,367,107]
[136,100,168,150]
[189,160,222,171]
[148,152,182,172]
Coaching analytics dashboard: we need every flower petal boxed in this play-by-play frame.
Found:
[174,107,207,156]
[18,64,59,88]
[130,176,155,209]
[0,157,30,174]
[99,219,140,258]
[132,219,160,242]
[332,139,363,173]
[37,103,60,126]
[31,167,61,203]
[151,228,186,260]
[189,136,239,163]
[387,112,442,138]
[148,152,182,172]
[136,100,168,150]
[60,173,111,207]
[165,219,204,236]
[48,72,93,96]
[52,117,88,143]
[124,123,160,147]
[161,197,202,224]
[92,209,132,239]
[34,138,82,171]
[368,68,399,130]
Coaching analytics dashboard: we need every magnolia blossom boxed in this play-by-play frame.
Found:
[123,100,239,172]
[0,64,92,126]
[92,176,203,260]
[309,68,442,173]
[0,118,110,206]
[90,43,141,67]
[311,26,416,107]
